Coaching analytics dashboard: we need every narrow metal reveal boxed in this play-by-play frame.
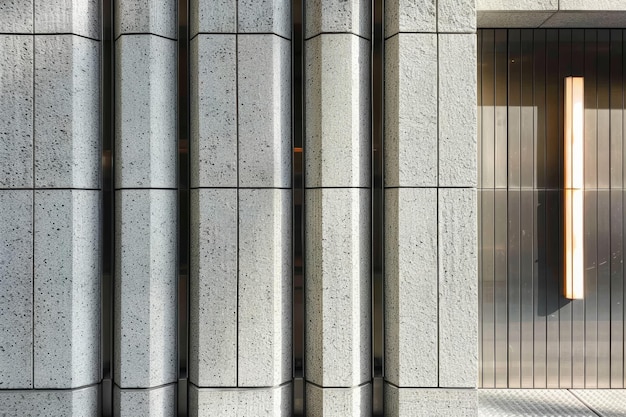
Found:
[292,0,305,415]
[101,0,114,414]
[177,0,190,415]
[372,0,385,415]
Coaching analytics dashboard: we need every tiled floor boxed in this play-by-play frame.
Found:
[479,389,626,417]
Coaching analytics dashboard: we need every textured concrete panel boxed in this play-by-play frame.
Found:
[384,34,437,187]
[35,0,100,39]
[305,0,371,39]
[306,384,372,417]
[114,385,176,417]
[115,0,177,39]
[0,1,32,33]
[438,34,477,187]
[238,189,291,387]
[384,188,437,387]
[560,0,626,10]
[0,190,32,388]
[189,384,292,417]
[0,35,33,188]
[305,188,370,387]
[385,385,477,417]
[189,189,237,387]
[239,0,291,39]
[305,35,370,188]
[477,12,555,28]
[190,0,236,36]
[190,35,237,188]
[0,386,98,416]
[385,0,436,36]
[476,0,557,10]
[116,35,177,189]
[35,35,100,189]
[438,188,478,388]
[238,35,291,188]
[541,11,626,27]
[34,190,100,389]
[115,189,177,388]
[438,0,476,32]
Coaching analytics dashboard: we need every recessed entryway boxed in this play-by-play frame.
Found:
[478,28,626,389]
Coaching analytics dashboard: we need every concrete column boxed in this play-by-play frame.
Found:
[304,1,371,415]
[384,1,478,416]
[188,1,292,415]
[0,1,101,413]
[114,1,178,414]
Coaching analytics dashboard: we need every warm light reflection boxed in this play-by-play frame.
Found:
[564,76,584,300]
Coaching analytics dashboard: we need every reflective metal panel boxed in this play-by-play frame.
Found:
[508,190,521,387]
[494,190,508,387]
[479,29,626,388]
[495,30,508,189]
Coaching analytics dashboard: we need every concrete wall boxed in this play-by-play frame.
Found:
[384,1,478,415]
[304,1,372,415]
[2,0,625,416]
[0,1,101,413]
[114,0,178,414]
[188,1,292,416]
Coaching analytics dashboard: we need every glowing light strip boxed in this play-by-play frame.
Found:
[564,76,584,300]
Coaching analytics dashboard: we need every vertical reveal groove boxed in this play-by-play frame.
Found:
[372,0,384,415]
[101,0,114,414]
[177,0,190,415]
[292,0,305,415]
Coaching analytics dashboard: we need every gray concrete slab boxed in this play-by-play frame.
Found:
[478,389,626,417]
[571,390,626,417]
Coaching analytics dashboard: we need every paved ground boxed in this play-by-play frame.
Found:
[479,389,626,417]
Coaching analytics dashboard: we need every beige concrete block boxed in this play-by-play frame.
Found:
[385,34,437,187]
[438,0,475,32]
[115,189,177,388]
[438,188,478,388]
[189,385,292,417]
[305,34,370,188]
[305,0,371,39]
[305,188,370,387]
[385,385,477,417]
[189,189,237,387]
[477,12,555,28]
[190,35,237,188]
[385,189,438,387]
[238,189,292,387]
[306,384,372,417]
[238,35,291,188]
[385,0,436,36]
[114,385,176,417]
[438,34,477,187]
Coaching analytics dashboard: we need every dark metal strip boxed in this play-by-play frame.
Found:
[292,0,305,414]
[177,0,190,415]
[101,0,114,414]
[372,0,384,415]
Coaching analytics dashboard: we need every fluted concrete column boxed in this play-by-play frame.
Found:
[384,1,478,416]
[304,1,371,415]
[114,1,178,414]
[188,1,292,416]
[0,2,100,413]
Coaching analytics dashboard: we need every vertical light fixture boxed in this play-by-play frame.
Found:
[564,76,585,299]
